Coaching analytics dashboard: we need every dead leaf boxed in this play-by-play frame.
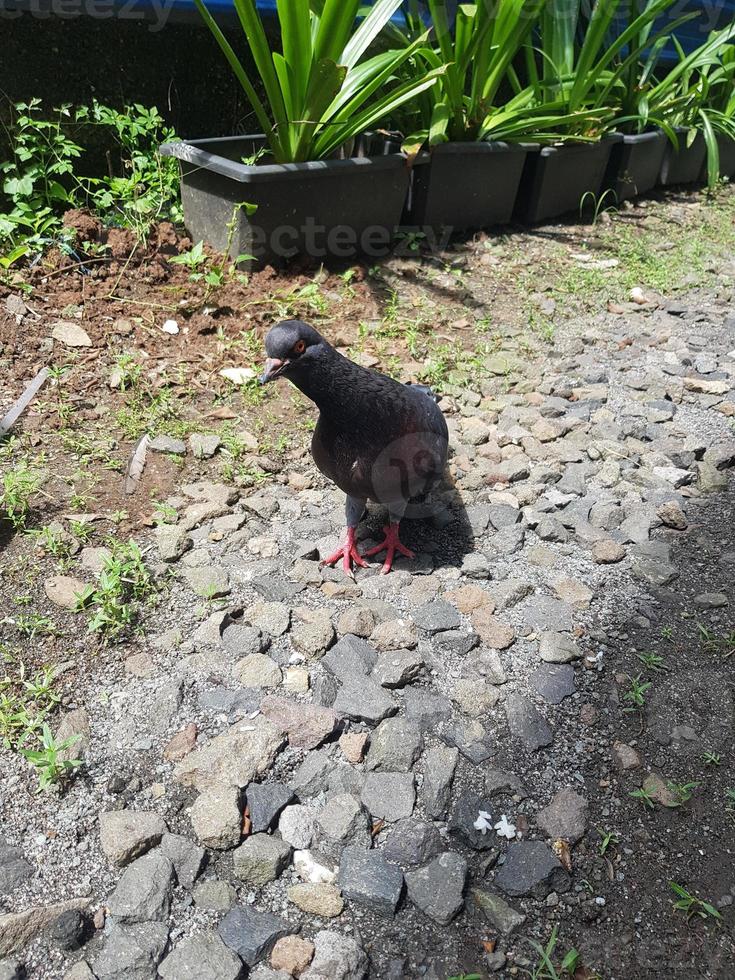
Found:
[207,407,240,420]
[242,805,252,837]
[607,301,626,314]
[124,434,150,495]
[481,939,497,953]
[370,819,385,837]
[617,337,634,349]
[553,838,573,872]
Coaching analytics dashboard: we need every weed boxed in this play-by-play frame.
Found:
[0,663,62,749]
[698,624,735,660]
[660,625,674,641]
[622,674,652,713]
[75,539,157,640]
[580,187,618,225]
[629,787,655,810]
[524,926,585,979]
[597,828,620,856]
[669,881,722,923]
[703,752,721,767]
[10,614,56,640]
[0,460,43,530]
[19,723,82,792]
[666,781,700,807]
[636,651,668,672]
[113,353,144,392]
[152,501,178,525]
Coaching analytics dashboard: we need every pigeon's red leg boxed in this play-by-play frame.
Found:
[361,523,414,575]
[321,527,368,578]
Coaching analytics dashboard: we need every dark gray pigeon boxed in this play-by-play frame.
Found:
[261,320,448,575]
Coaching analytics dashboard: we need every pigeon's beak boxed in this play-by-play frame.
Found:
[260,358,289,384]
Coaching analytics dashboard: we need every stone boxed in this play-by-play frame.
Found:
[382,818,444,870]
[337,607,376,638]
[536,788,588,844]
[48,908,87,951]
[485,769,528,799]
[434,630,480,656]
[0,960,23,980]
[155,525,192,562]
[247,783,295,833]
[279,805,314,849]
[222,623,267,658]
[471,889,526,935]
[403,688,452,729]
[234,834,291,886]
[536,518,569,542]
[592,539,626,564]
[372,649,424,688]
[552,577,593,609]
[52,320,92,347]
[44,575,87,609]
[339,732,369,763]
[149,435,186,454]
[235,654,282,689]
[471,610,516,650]
[530,664,575,704]
[632,559,679,588]
[301,930,368,980]
[218,906,291,967]
[260,696,338,750]
[316,795,371,856]
[642,773,679,807]
[370,619,418,652]
[291,607,335,657]
[247,601,291,637]
[505,695,553,751]
[63,963,96,980]
[465,649,507,685]
[107,852,174,924]
[182,500,230,531]
[322,635,378,679]
[338,846,403,915]
[93,922,169,980]
[183,565,231,598]
[411,600,461,634]
[0,898,89,958]
[287,883,344,918]
[405,853,467,925]
[421,745,458,819]
[448,792,497,851]
[271,936,315,976]
[365,718,422,772]
[450,679,500,716]
[174,717,285,792]
[694,592,728,609]
[493,841,569,898]
[657,500,687,530]
[158,833,205,891]
[521,595,573,633]
[190,784,242,849]
[698,460,728,493]
[361,773,415,822]
[612,741,642,771]
[163,723,198,762]
[290,750,333,799]
[538,632,582,665]
[442,717,495,764]
[159,932,244,980]
[0,840,31,897]
[99,810,167,867]
[332,675,397,725]
[190,433,222,458]
[193,880,237,912]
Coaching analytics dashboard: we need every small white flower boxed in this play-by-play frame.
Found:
[473,810,494,835]
[494,814,516,840]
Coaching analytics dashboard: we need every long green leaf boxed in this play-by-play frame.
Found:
[342,0,405,69]
[278,0,313,113]
[233,0,289,137]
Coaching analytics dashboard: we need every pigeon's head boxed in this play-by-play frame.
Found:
[260,320,328,384]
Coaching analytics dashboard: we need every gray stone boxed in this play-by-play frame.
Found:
[159,833,205,889]
[505,694,553,751]
[0,898,89,958]
[149,435,186,455]
[301,930,368,980]
[485,769,528,799]
[193,880,237,911]
[536,788,588,844]
[338,846,404,915]
[94,922,169,980]
[333,674,397,725]
[372,649,425,688]
[693,592,728,609]
[155,525,192,562]
[449,792,497,851]
[411,600,461,634]
[290,749,333,799]
[315,794,371,857]
[190,433,222,458]
[0,961,22,980]
[471,889,526,935]
[433,631,479,657]
[632,559,679,587]
[442,717,495,764]
[246,783,294,833]
[421,745,459,820]
[183,565,231,598]
[174,717,285,792]
[48,909,86,952]
[0,840,31,897]
[99,810,167,867]
[521,596,573,633]
[190,784,242,849]
[278,805,314,849]
[403,688,452,729]
[235,654,282,689]
[536,518,569,543]
[530,664,576,704]
[450,679,500,716]
[222,624,268,659]
[487,504,522,529]
[464,649,507,685]
[493,841,570,898]
[260,696,338,750]
[218,906,291,967]
[538,632,582,664]
[382,818,444,870]
[106,851,174,924]
[361,773,415,822]
[321,636,378,681]
[365,718,422,772]
[290,607,335,657]
[159,931,244,980]
[405,853,467,925]
[233,834,291,886]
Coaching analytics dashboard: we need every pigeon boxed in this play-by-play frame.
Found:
[261,319,449,575]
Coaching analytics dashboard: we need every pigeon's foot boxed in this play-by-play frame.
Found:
[361,523,415,575]
[320,527,368,578]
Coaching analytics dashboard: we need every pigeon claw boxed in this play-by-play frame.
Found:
[361,523,414,575]
[320,527,368,578]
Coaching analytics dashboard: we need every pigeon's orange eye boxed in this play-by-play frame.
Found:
[293,340,306,355]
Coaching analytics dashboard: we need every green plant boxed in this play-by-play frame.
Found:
[0,460,43,530]
[580,187,618,224]
[629,786,655,810]
[0,663,63,749]
[636,651,668,671]
[193,0,443,163]
[75,539,157,639]
[703,752,721,767]
[669,881,722,922]
[622,673,652,713]
[666,780,700,806]
[598,828,620,856]
[19,722,82,792]
[524,926,583,979]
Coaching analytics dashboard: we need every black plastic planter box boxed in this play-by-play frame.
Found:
[659,127,706,185]
[408,141,531,232]
[514,135,623,224]
[605,130,668,202]
[159,135,411,266]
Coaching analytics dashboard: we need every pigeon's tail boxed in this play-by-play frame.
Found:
[405,382,440,403]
